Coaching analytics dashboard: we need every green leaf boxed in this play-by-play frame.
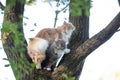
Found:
[26,0,35,5]
[4,64,10,67]
[19,15,24,19]
[70,0,91,16]
[85,9,90,16]
[30,29,35,31]
[25,69,29,75]
[31,63,36,68]
[1,20,11,32]
[62,73,68,79]
[29,38,34,41]
[3,58,9,61]
[7,0,16,7]
[68,77,75,80]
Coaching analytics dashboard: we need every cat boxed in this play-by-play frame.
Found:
[27,37,49,69]
[35,22,75,44]
[35,21,75,52]
[44,39,67,70]
[35,22,75,70]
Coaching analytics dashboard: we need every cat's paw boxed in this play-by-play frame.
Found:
[44,67,51,71]
[65,48,70,54]
[46,68,51,71]
[36,65,41,69]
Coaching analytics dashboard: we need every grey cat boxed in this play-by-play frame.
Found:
[44,39,70,70]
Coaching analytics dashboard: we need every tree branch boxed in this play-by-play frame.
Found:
[50,12,120,80]
[76,11,120,60]
[58,2,70,13]
[0,1,5,10]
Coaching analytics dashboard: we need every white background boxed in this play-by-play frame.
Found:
[0,0,120,80]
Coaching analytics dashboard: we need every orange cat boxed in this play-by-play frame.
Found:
[35,22,75,45]
[27,37,49,69]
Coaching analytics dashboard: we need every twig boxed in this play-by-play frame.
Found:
[53,2,70,27]
[54,11,59,27]
[58,2,70,13]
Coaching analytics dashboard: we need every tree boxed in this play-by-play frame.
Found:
[0,0,33,80]
[0,0,120,80]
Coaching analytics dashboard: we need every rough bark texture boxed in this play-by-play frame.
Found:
[1,0,33,80]
[76,12,120,58]
[69,14,89,79]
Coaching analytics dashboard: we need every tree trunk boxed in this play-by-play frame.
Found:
[69,13,89,75]
[1,0,33,80]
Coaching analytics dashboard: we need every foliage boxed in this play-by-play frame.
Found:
[47,0,92,27]
[0,0,36,79]
[51,0,92,16]
[1,18,34,80]
[1,5,35,80]
[29,38,34,41]
[6,0,25,7]
[62,73,75,80]
[26,0,35,5]
[48,0,70,27]
[70,0,92,16]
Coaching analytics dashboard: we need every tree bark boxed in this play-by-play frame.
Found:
[76,12,120,58]
[1,0,33,80]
